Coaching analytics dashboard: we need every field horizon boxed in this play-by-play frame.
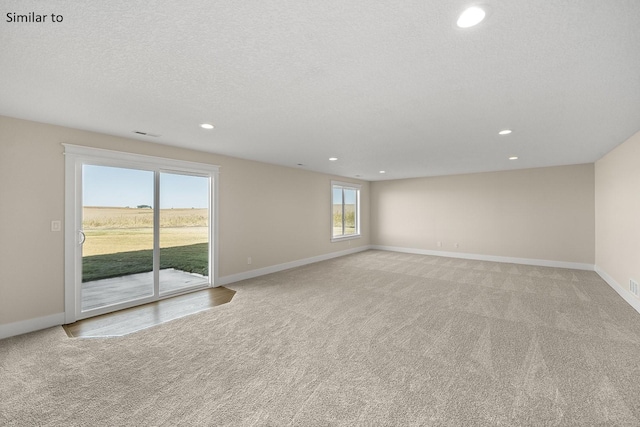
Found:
[82,206,208,256]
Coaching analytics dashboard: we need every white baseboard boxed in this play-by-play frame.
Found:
[371,245,595,271]
[217,245,371,286]
[0,312,64,340]
[595,266,640,315]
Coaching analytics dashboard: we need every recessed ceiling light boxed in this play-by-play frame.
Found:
[509,156,518,160]
[200,123,214,130]
[379,170,386,174]
[329,157,338,161]
[457,6,486,28]
[499,129,512,135]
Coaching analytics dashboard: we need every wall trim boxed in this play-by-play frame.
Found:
[218,246,371,286]
[0,312,65,340]
[371,245,595,271]
[595,266,640,315]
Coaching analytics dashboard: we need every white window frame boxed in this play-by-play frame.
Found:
[63,144,220,323]
[331,180,361,242]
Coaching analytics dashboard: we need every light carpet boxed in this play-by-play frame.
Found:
[2,250,640,426]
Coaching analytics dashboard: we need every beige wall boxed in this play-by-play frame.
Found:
[0,115,369,326]
[371,164,595,264]
[595,130,640,300]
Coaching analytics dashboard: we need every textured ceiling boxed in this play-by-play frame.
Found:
[1,1,639,180]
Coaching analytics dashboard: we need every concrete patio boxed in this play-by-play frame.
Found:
[82,269,209,311]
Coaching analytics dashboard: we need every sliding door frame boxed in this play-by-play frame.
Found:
[63,144,219,324]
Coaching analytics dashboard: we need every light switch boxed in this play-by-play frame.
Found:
[51,220,62,232]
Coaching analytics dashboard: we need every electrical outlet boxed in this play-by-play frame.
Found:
[630,279,639,297]
[51,220,61,232]
[247,257,252,265]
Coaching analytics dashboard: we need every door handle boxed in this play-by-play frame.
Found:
[78,230,86,245]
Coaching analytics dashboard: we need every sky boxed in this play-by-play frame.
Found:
[83,165,209,208]
[333,187,357,205]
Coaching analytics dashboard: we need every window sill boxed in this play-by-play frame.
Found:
[331,235,361,243]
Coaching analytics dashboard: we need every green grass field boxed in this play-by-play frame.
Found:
[82,207,209,282]
[83,243,208,282]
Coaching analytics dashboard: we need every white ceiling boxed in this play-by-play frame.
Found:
[1,1,639,181]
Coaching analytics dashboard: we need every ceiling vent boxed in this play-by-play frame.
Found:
[133,131,160,137]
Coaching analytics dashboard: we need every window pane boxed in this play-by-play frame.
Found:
[332,187,343,237]
[159,172,209,295]
[343,188,357,235]
[81,165,154,311]
[331,183,360,240]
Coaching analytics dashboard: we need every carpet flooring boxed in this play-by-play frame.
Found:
[2,250,640,426]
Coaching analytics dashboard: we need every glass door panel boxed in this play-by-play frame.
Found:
[159,172,209,295]
[81,165,155,311]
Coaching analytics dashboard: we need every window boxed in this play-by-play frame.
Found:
[331,181,361,241]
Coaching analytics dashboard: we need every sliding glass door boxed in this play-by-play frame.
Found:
[64,144,218,322]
